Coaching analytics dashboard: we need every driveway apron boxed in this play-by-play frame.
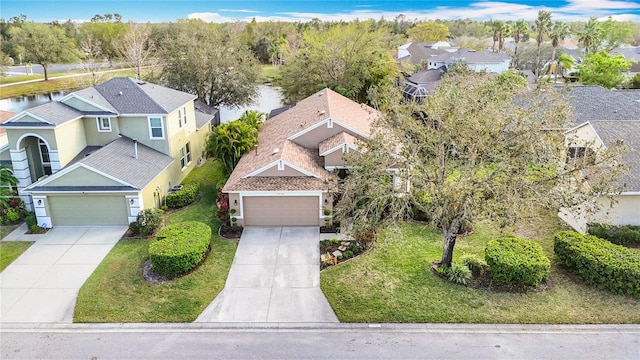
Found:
[0,226,127,323]
[197,227,338,323]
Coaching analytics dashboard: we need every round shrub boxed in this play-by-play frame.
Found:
[129,208,164,236]
[165,183,200,209]
[148,221,211,276]
[485,236,550,286]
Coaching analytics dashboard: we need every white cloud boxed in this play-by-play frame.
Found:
[218,9,259,13]
[188,0,640,23]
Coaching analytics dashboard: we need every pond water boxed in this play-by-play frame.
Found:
[0,85,284,122]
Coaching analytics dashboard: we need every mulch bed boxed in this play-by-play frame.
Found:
[219,223,243,239]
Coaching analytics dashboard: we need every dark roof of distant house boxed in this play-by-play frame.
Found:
[430,49,511,64]
[193,100,219,129]
[590,120,640,192]
[0,110,16,136]
[398,42,449,65]
[406,68,446,86]
[269,104,296,118]
[566,85,640,123]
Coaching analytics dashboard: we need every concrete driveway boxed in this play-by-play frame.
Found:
[0,225,127,323]
[197,227,338,323]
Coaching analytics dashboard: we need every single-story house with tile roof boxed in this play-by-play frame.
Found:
[223,88,380,226]
[559,85,640,232]
[0,77,218,227]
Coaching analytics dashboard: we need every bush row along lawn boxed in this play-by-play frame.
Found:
[0,240,33,272]
[320,214,640,324]
[74,160,238,323]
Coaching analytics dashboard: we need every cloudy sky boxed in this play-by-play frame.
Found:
[3,0,640,23]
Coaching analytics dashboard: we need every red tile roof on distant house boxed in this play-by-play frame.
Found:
[223,88,380,192]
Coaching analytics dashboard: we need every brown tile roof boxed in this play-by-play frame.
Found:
[0,110,16,136]
[223,88,379,192]
[319,131,359,155]
[226,176,329,191]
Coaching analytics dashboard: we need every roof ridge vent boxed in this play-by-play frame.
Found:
[272,147,280,155]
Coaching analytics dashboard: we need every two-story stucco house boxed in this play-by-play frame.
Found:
[427,49,511,73]
[223,88,380,226]
[0,77,217,227]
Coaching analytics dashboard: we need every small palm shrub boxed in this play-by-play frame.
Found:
[447,262,472,285]
[460,253,485,276]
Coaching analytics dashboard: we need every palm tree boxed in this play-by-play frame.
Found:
[0,164,18,210]
[491,20,504,53]
[534,10,552,75]
[499,23,510,53]
[578,17,602,55]
[556,53,575,79]
[549,21,571,81]
[511,19,529,69]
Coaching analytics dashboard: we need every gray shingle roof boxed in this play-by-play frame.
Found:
[93,77,166,114]
[590,120,640,192]
[79,136,174,189]
[398,42,449,65]
[18,102,83,126]
[71,87,118,113]
[566,86,640,123]
[139,81,197,113]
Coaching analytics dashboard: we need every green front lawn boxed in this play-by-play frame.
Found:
[320,215,640,323]
[74,160,237,322]
[0,241,33,272]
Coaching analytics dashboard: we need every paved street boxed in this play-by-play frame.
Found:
[1,323,639,359]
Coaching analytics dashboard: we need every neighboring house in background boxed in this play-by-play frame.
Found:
[612,46,640,75]
[396,42,455,67]
[427,49,512,73]
[560,85,640,232]
[0,77,218,227]
[223,88,380,226]
[401,67,447,103]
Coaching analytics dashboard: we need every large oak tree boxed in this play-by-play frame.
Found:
[335,69,626,268]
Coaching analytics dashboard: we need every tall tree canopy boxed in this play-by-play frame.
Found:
[335,69,625,268]
[278,21,398,103]
[158,20,260,108]
[579,50,632,89]
[406,21,450,42]
[8,22,76,80]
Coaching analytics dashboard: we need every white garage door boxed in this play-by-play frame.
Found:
[48,195,129,226]
[243,196,319,226]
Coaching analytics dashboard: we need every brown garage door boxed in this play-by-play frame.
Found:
[243,196,319,226]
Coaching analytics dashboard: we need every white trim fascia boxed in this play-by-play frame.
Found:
[319,143,358,157]
[324,165,351,171]
[120,113,167,117]
[0,144,8,153]
[243,161,281,178]
[287,118,330,141]
[22,162,138,190]
[59,93,116,113]
[5,111,53,125]
[563,121,591,134]
[24,189,138,194]
[608,191,640,195]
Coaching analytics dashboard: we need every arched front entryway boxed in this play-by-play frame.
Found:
[10,134,60,210]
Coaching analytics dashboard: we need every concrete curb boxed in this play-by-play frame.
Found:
[2,322,639,334]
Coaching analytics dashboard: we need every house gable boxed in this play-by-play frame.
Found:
[5,112,53,125]
[42,165,127,187]
[60,94,114,114]
[244,159,319,178]
[288,118,369,149]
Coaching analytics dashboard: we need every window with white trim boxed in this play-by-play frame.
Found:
[182,106,187,124]
[148,117,164,139]
[178,109,183,128]
[97,117,111,132]
[180,147,186,169]
[185,142,192,164]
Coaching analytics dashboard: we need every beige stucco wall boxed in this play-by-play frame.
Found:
[118,115,170,155]
[83,117,120,146]
[293,122,360,149]
[256,164,306,176]
[565,123,604,149]
[7,128,57,151]
[44,166,124,187]
[54,120,87,167]
[0,145,10,163]
[559,194,640,233]
[323,150,346,167]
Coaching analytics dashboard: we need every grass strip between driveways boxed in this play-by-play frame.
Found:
[320,215,640,324]
[0,241,33,272]
[74,160,238,323]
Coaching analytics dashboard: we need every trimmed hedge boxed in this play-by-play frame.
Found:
[165,183,200,209]
[554,231,640,298]
[586,223,640,246]
[485,237,550,286]
[148,221,211,276]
